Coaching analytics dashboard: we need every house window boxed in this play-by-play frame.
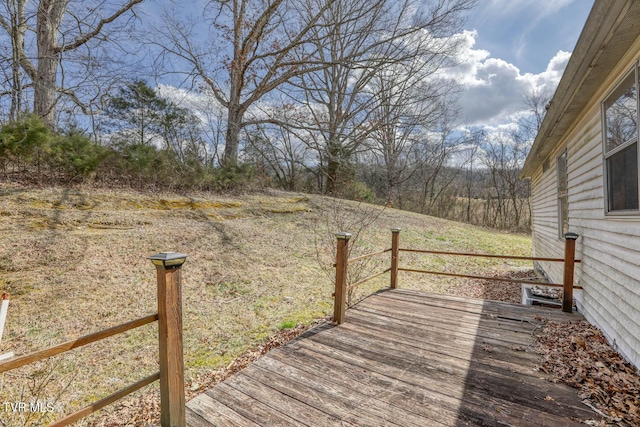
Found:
[603,68,639,213]
[557,150,568,238]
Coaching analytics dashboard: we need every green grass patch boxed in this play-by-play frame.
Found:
[277,320,297,330]
[187,351,235,369]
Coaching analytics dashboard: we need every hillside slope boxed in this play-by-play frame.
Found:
[0,183,532,426]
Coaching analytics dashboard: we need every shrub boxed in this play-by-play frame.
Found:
[211,163,254,191]
[343,180,376,203]
[0,115,52,172]
[49,131,105,181]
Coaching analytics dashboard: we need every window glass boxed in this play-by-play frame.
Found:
[603,68,640,214]
[607,142,639,211]
[557,151,568,237]
[557,152,567,193]
[605,72,637,152]
[559,197,569,236]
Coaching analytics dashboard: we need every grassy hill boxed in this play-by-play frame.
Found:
[0,183,533,426]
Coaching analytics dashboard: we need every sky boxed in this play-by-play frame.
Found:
[454,0,594,129]
[138,0,595,137]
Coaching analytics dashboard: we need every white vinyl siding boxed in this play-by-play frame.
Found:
[531,65,640,367]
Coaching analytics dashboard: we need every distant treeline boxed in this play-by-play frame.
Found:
[0,110,531,232]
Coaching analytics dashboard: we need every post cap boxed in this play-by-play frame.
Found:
[148,252,188,269]
[335,232,352,240]
[391,227,401,233]
[564,232,579,241]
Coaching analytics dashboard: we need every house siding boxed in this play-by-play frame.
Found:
[530,44,640,367]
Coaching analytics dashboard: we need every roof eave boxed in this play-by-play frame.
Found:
[520,0,633,179]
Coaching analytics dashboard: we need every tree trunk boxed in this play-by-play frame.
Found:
[224,106,243,166]
[35,0,67,129]
[326,156,340,195]
[325,136,352,195]
[5,0,140,129]
[223,46,245,167]
[9,1,27,122]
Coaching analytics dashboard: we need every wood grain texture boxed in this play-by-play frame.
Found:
[0,314,158,373]
[563,237,577,312]
[390,230,400,289]
[158,266,186,426]
[348,248,391,264]
[187,289,598,426]
[333,236,349,325]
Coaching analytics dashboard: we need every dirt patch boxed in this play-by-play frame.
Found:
[449,268,535,303]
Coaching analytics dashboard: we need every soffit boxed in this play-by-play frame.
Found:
[521,0,640,178]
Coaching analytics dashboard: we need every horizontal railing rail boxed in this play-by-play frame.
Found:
[347,268,391,292]
[48,372,160,427]
[0,252,188,427]
[332,248,391,267]
[348,248,391,264]
[0,314,158,374]
[332,229,581,323]
[398,248,581,264]
[396,268,583,289]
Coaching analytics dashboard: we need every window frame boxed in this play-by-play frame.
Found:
[602,64,640,216]
[557,149,568,239]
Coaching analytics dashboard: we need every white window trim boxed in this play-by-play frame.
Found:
[602,63,640,216]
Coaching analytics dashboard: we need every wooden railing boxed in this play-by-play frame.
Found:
[333,229,581,323]
[0,252,188,427]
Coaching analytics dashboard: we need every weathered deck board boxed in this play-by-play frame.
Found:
[188,289,597,426]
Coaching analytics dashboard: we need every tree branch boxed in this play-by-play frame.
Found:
[0,14,10,32]
[56,0,143,53]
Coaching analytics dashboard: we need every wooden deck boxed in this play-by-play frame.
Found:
[187,289,597,426]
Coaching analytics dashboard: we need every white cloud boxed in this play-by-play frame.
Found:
[156,84,225,116]
[445,30,491,86]
[449,31,570,126]
[541,50,572,81]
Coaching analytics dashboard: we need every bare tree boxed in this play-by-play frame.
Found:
[522,84,553,133]
[159,0,474,171]
[366,50,461,206]
[194,100,226,168]
[0,0,143,128]
[288,0,474,195]
[158,0,341,167]
[0,0,28,121]
[313,195,386,306]
[416,127,465,213]
[481,132,531,230]
[289,0,392,194]
[245,119,310,190]
[460,135,481,222]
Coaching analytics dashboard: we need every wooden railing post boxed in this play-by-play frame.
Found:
[562,233,579,313]
[149,252,188,427]
[390,228,401,289]
[334,232,351,325]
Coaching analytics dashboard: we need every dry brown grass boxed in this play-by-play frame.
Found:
[0,183,533,426]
